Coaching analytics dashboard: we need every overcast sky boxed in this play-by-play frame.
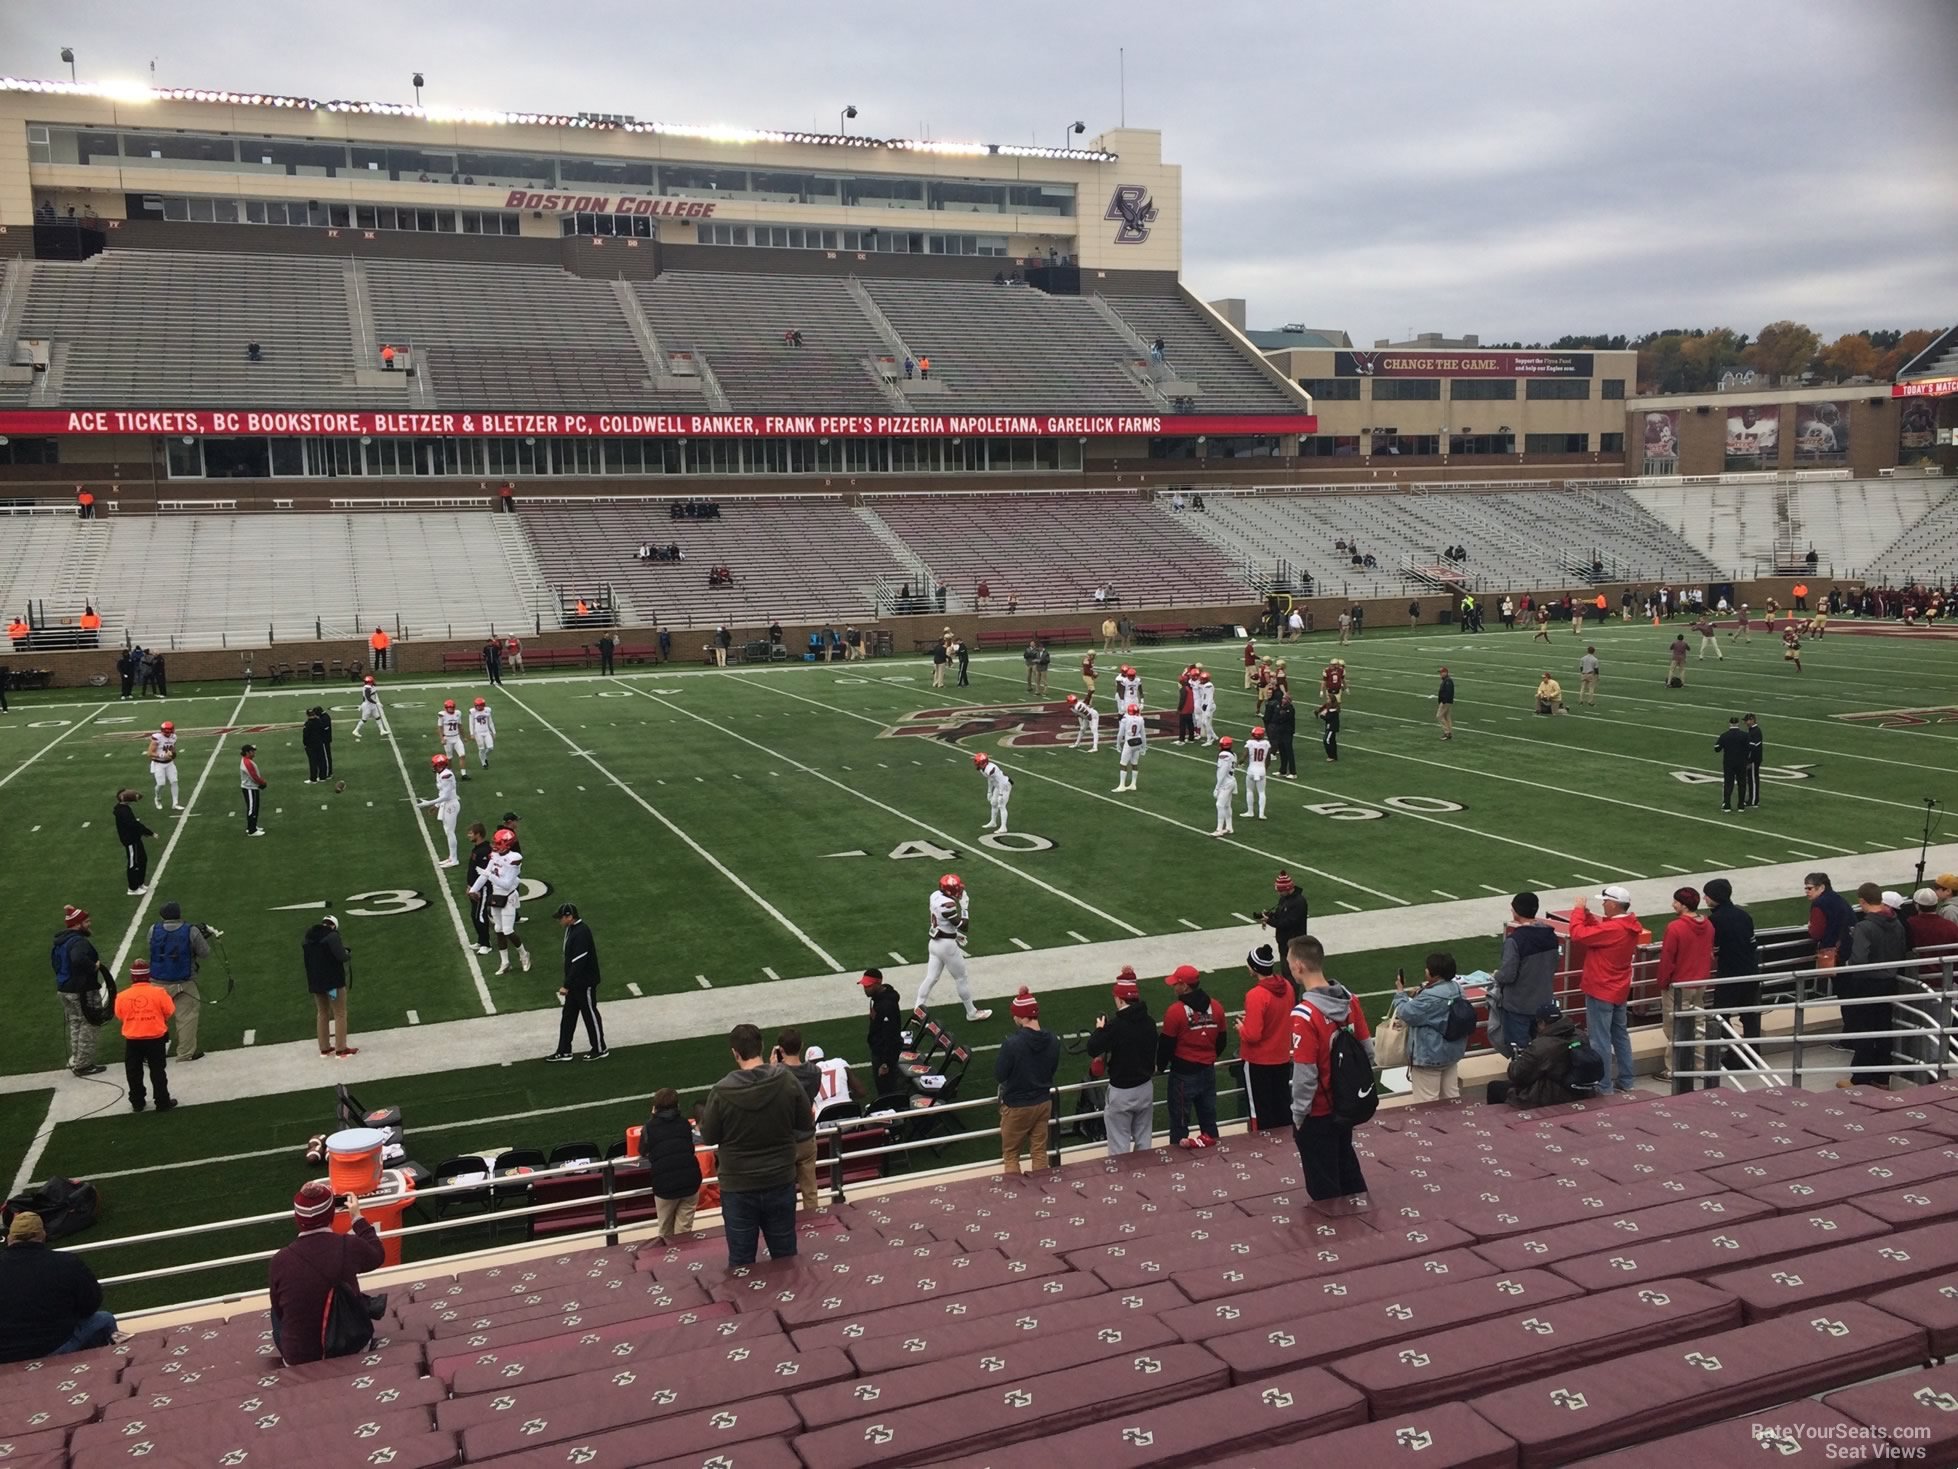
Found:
[14,0,1956,342]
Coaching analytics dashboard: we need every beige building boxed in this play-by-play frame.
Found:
[1261,335,1637,473]
[1628,383,1903,478]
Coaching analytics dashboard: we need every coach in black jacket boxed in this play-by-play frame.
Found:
[1704,878,1760,1073]
[550,905,607,1061]
[1264,691,1298,777]
[861,968,903,1094]
[1087,970,1157,1155]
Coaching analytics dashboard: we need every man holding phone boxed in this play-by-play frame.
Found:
[267,1181,384,1365]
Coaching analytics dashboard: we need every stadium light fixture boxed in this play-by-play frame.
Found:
[412,72,424,107]
[840,104,857,135]
[60,48,76,82]
[1065,119,1085,149]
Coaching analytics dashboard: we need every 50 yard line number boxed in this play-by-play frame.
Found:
[1306,796,1465,822]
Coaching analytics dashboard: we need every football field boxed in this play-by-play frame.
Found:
[1,618,1953,1084]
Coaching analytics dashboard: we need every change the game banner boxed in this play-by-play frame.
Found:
[0,410,1316,439]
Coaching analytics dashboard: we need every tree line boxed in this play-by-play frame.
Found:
[1479,325,1943,393]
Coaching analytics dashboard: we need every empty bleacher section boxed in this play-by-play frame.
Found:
[0,515,105,630]
[14,251,370,406]
[635,273,898,413]
[9,1077,1958,1466]
[1868,484,1958,581]
[1101,291,1303,412]
[866,492,1255,608]
[359,259,674,411]
[1785,478,1954,577]
[1625,478,1955,579]
[98,512,535,648]
[518,498,914,627]
[864,278,1159,411]
[1182,486,1723,596]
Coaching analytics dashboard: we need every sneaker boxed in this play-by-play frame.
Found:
[155,1098,178,1113]
[72,1064,106,1078]
[496,962,510,975]
[336,1048,360,1058]
[544,1053,576,1063]
[437,858,458,868]
[1177,1136,1202,1150]
[185,1051,205,1061]
[966,1008,993,1022]
[472,944,492,955]
[128,886,147,896]
[519,949,532,972]
[585,1048,611,1060]
[131,1099,147,1113]
[248,829,266,837]
[1196,1135,1218,1149]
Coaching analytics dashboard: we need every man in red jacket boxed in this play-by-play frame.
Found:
[1234,943,1296,1132]
[1286,935,1373,1201]
[1656,887,1713,1084]
[1568,884,1644,1094]
[267,1181,384,1365]
[1158,964,1226,1148]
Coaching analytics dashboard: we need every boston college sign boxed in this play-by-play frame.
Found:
[503,190,718,218]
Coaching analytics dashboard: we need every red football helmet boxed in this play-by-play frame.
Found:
[972,752,989,769]
[1126,703,1140,715]
[1251,725,1266,738]
[1065,693,1079,707]
[939,873,963,896]
[363,675,375,685]
[492,828,517,853]
[159,721,175,735]
[431,753,448,769]
[443,699,456,712]
[473,697,486,709]
[1219,735,1234,750]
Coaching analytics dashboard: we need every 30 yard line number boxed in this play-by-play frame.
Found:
[1305,796,1465,822]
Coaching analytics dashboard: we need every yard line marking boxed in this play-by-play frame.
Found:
[8,1096,58,1199]
[1865,839,1891,848]
[888,950,909,965]
[1432,889,1459,900]
[1787,850,1819,859]
[695,974,712,988]
[1745,853,1779,864]
[1662,863,1694,874]
[1336,900,1363,912]
[634,685,1148,935]
[1231,912,1256,924]
[1067,930,1092,944]
[1572,873,1601,884]
[762,966,780,981]
[242,1030,255,1047]
[1010,937,1032,950]
[0,706,103,792]
[406,1009,421,1025]
[380,700,495,1015]
[500,687,842,972]
[1527,877,1553,888]
[1479,884,1509,895]
[29,824,40,832]
[1704,857,1733,867]
[80,819,91,828]
[626,982,643,997]
[1177,918,1203,930]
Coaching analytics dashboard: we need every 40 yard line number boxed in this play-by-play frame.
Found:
[889,834,1054,860]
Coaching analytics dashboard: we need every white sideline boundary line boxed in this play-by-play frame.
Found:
[497,686,842,972]
[381,712,495,1015]
[10,691,249,1196]
[625,684,1147,937]
[0,707,105,789]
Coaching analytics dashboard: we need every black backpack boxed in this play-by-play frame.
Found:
[1564,1036,1606,1095]
[4,1178,100,1241]
[1441,994,1478,1044]
[1297,999,1378,1127]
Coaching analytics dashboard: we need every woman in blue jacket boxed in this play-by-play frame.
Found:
[1390,951,1470,1102]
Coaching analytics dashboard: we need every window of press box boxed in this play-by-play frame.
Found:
[1601,379,1626,399]
[1371,432,1440,455]
[1526,379,1590,399]
[235,137,350,174]
[1449,379,1516,400]
[0,437,58,465]
[1300,435,1362,456]
[1370,379,1441,401]
[1600,432,1625,452]
[661,164,750,196]
[1296,379,1361,400]
[121,132,238,165]
[560,213,655,237]
[559,158,656,188]
[1525,433,1590,453]
[1448,433,1516,455]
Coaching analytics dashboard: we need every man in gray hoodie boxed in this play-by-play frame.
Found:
[1488,893,1559,1056]
[697,1023,813,1265]
[1840,882,1909,1089]
[1286,936,1375,1202]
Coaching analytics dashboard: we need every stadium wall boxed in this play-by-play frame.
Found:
[1630,389,1902,478]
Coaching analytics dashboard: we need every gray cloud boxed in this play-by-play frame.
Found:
[18,0,1957,341]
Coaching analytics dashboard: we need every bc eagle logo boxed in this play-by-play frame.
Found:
[882,701,1173,749]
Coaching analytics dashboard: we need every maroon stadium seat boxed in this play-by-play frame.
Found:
[789,1270,1115,1353]
[1468,1304,1928,1468]
[1705,1220,1958,1319]
[69,1404,443,1469]
[99,1362,439,1423]
[1823,1361,1958,1463]
[1548,1202,1891,1291]
[1203,1268,1583,1384]
[1160,1247,1499,1345]
[1171,1222,1480,1303]
[1702,1129,1950,1189]
[1204,1400,1518,1469]
[923,1363,1367,1468]
[441,1304,771,1395]
[1738,1142,1958,1211]
[1867,1273,1958,1357]
[843,1280,1184,1374]
[1469,1192,1776,1273]
[1559,1398,1876,1466]
[459,1392,800,1468]
[1330,1277,1741,1413]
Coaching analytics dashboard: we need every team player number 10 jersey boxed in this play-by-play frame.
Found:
[1246,737,1271,774]
[929,890,968,940]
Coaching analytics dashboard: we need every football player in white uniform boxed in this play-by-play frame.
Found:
[1114,701,1147,793]
[352,675,387,739]
[467,827,530,974]
[469,696,496,768]
[418,752,462,866]
[1193,671,1218,745]
[1242,725,1272,819]
[974,752,1013,834]
[1211,735,1238,836]
[146,720,182,810]
[1113,664,1144,711]
[436,699,469,779]
[1065,693,1100,752]
[916,873,990,1021]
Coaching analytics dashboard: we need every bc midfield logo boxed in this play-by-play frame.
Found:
[1105,185,1159,245]
[882,701,1172,749]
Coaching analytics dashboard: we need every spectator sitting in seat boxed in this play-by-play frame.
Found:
[1493,1003,1591,1106]
[246,341,262,363]
[267,1182,384,1365]
[643,1087,703,1241]
[0,1211,117,1363]
[1362,553,1377,568]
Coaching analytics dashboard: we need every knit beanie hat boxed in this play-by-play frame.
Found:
[293,1180,339,1231]
[64,905,89,931]
[129,959,151,982]
[1247,944,1278,975]
[160,902,182,921]
[1673,887,1701,910]
[1112,968,1140,1003]
[1273,872,1296,894]
[6,1211,46,1245]
[1010,986,1039,1020]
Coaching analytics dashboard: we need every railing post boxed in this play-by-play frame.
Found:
[828,1130,847,1205]
[1789,971,1806,1085]
[601,1160,619,1247]
[1046,1087,1061,1171]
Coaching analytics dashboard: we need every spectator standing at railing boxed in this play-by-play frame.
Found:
[1805,872,1854,970]
[368,627,390,673]
[696,1023,811,1266]
[1391,951,1471,1102]
[1567,886,1641,1095]
[1840,882,1909,1089]
[1702,878,1760,1081]
[996,987,1059,1178]
[1489,893,1558,1056]
[774,1028,822,1212]
[1930,874,1958,927]
[1158,964,1227,1149]
[1236,944,1297,1131]
[642,1088,703,1241]
[1088,967,1157,1155]
[1905,888,1958,970]
[1656,888,1714,1084]
[1286,935,1372,1200]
